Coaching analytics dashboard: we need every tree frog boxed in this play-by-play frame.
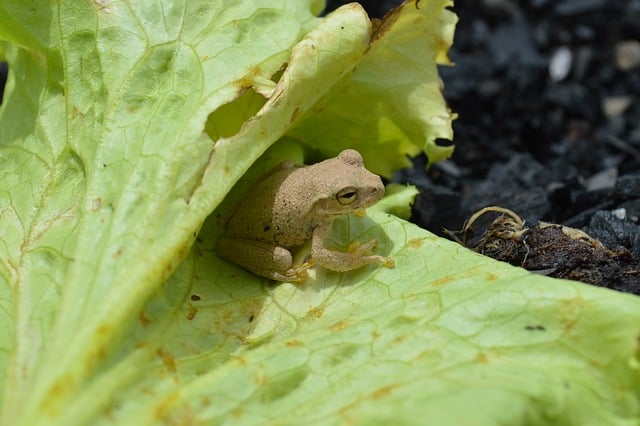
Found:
[216,149,394,282]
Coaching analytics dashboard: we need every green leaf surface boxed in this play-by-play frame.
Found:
[286,0,457,176]
[1,0,638,425]
[99,207,640,425]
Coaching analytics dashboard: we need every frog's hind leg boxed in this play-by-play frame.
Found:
[215,237,310,282]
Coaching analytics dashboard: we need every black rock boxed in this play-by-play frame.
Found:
[411,185,462,236]
[554,0,609,16]
[620,199,640,223]
[614,174,640,199]
[584,210,640,257]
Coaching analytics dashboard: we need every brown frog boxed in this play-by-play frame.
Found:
[216,149,394,281]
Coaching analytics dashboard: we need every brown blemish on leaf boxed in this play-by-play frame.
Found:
[138,309,151,327]
[153,391,180,420]
[392,335,405,345]
[88,344,108,368]
[201,395,212,408]
[558,297,583,332]
[430,275,454,287]
[286,340,303,347]
[475,352,490,364]
[234,356,248,366]
[239,299,263,322]
[485,272,498,281]
[409,238,426,248]
[157,348,177,373]
[91,197,101,211]
[290,107,301,123]
[186,306,198,321]
[254,370,267,386]
[370,2,403,44]
[71,105,81,120]
[44,376,74,415]
[96,324,112,339]
[369,383,402,400]
[306,306,324,319]
[331,320,350,332]
[230,406,245,419]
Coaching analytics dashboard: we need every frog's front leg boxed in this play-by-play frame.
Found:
[216,237,311,282]
[310,224,394,273]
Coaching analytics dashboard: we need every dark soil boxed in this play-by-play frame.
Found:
[325,0,640,294]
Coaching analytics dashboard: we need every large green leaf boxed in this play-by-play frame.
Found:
[0,0,638,425]
[119,199,639,425]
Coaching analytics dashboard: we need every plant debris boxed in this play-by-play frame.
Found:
[449,207,640,294]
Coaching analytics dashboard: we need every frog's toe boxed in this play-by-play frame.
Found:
[365,255,395,269]
[348,239,378,256]
[284,261,313,282]
[380,256,395,268]
[346,241,361,253]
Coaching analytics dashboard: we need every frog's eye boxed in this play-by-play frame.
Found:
[337,187,358,205]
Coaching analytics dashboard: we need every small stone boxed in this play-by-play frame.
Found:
[621,199,640,223]
[612,208,627,220]
[549,47,572,82]
[614,174,640,199]
[616,41,640,71]
[585,168,618,191]
[602,96,633,117]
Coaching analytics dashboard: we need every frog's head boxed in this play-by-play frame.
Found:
[314,149,385,216]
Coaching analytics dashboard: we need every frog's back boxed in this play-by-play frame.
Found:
[223,166,315,247]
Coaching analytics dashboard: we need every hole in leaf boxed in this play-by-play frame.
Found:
[204,87,266,140]
[434,138,454,147]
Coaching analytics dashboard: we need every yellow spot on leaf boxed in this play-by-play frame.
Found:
[430,275,453,287]
[156,348,177,373]
[409,238,427,248]
[307,306,324,319]
[369,383,402,400]
[186,306,198,320]
[331,320,350,332]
